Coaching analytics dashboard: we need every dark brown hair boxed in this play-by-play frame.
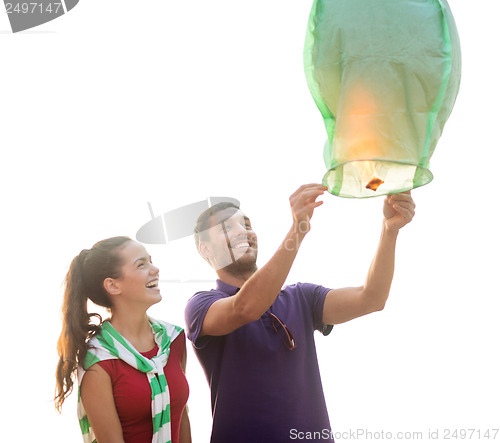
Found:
[54,236,131,412]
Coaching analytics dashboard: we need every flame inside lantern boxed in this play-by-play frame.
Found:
[366,177,384,191]
[358,160,384,191]
[350,160,384,191]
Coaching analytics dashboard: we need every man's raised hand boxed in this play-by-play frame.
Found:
[383,191,416,233]
[289,184,328,235]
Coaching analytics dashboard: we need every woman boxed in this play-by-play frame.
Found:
[55,236,191,443]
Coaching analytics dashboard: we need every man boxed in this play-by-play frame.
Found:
[185,184,416,442]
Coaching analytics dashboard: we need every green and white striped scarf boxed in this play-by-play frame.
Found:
[76,317,183,443]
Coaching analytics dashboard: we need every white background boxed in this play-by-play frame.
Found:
[1,1,499,442]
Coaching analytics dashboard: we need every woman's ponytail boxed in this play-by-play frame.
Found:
[54,236,131,411]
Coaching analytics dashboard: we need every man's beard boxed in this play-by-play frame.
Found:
[221,254,258,278]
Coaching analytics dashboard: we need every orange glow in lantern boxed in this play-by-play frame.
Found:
[334,85,387,192]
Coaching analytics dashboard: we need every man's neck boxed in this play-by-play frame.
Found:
[216,269,256,289]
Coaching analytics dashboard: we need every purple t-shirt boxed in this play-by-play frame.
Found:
[185,280,335,443]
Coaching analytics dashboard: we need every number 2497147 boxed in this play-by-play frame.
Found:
[5,2,63,14]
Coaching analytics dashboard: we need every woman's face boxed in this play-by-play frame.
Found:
[110,240,161,307]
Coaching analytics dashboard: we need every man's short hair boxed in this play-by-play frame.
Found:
[194,202,240,258]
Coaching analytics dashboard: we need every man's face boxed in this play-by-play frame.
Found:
[201,208,258,274]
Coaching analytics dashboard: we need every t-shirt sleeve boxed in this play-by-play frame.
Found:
[184,290,226,348]
[95,359,115,379]
[170,330,186,361]
[297,282,334,336]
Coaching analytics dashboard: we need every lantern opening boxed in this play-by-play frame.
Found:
[323,160,433,199]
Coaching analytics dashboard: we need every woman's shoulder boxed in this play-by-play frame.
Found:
[170,330,186,353]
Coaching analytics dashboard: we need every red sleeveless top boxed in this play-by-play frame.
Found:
[97,331,189,443]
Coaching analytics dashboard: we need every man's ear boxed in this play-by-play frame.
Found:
[198,241,213,260]
[103,277,121,296]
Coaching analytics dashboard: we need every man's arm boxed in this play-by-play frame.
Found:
[200,184,327,337]
[322,191,416,325]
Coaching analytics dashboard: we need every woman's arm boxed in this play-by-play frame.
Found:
[178,406,192,443]
[80,364,125,443]
[178,344,192,443]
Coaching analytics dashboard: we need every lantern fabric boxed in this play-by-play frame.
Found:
[304,0,461,198]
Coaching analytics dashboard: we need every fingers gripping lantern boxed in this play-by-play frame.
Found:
[304,0,461,198]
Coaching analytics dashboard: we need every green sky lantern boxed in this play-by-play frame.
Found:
[304,0,461,198]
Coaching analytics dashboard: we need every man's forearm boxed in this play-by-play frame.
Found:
[361,224,399,310]
[234,225,306,321]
